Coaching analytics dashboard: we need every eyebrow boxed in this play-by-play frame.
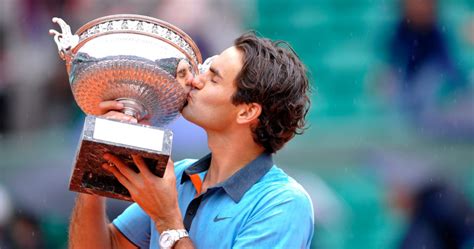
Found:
[209,66,223,79]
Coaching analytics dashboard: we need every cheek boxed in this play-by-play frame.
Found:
[207,87,235,105]
[197,98,230,117]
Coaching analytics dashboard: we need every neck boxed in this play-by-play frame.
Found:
[203,128,265,189]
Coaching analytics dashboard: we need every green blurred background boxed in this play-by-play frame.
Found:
[0,0,473,248]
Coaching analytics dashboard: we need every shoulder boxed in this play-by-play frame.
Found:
[237,166,315,243]
[249,166,314,218]
[259,166,312,198]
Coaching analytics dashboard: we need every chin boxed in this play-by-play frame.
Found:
[181,110,205,128]
[181,107,193,121]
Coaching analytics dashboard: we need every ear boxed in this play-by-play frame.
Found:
[236,103,262,125]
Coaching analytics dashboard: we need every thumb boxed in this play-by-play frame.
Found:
[163,157,175,179]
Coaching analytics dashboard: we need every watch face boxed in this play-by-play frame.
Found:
[160,233,174,248]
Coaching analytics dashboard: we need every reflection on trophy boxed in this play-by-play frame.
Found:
[49,14,203,201]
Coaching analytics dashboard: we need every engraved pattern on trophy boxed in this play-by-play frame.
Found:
[77,20,199,66]
[49,14,203,201]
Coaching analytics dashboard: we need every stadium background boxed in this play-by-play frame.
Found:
[0,0,472,248]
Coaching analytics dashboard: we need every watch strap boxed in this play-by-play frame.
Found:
[160,229,189,249]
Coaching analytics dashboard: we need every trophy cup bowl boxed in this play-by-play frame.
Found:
[49,14,203,201]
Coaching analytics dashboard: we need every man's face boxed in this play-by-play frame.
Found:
[181,46,243,131]
[175,59,194,95]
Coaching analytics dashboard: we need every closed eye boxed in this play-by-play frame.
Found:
[209,66,223,80]
[177,69,187,78]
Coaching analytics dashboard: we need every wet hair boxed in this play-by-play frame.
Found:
[233,32,311,153]
[155,57,180,77]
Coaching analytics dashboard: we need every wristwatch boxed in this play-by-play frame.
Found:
[159,229,189,249]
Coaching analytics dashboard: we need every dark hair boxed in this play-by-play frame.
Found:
[233,32,311,153]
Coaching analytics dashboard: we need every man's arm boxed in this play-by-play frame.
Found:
[68,193,136,249]
[173,238,194,248]
[104,154,197,249]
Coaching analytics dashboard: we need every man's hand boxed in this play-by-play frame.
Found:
[102,153,184,233]
[98,100,138,123]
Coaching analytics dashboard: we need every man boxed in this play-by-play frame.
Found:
[69,32,314,248]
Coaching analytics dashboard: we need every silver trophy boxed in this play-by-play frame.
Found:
[49,14,203,201]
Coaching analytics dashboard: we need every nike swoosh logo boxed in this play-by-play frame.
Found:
[213,215,232,222]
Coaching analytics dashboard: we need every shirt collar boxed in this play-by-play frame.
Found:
[180,153,274,203]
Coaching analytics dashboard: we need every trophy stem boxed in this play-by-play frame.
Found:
[115,98,148,121]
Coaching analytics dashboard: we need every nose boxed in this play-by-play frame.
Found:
[184,73,194,86]
[191,73,204,90]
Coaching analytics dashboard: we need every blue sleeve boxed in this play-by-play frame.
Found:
[233,186,314,249]
[112,203,151,248]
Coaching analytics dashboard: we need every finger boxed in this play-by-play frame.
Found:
[138,119,150,125]
[103,153,139,182]
[163,158,175,179]
[98,100,123,114]
[131,154,153,178]
[102,111,138,123]
[129,117,138,123]
[102,163,134,191]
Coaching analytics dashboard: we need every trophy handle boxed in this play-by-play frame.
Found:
[49,17,79,72]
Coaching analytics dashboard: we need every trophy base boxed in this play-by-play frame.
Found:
[70,115,173,201]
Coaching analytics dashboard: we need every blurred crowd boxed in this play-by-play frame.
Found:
[0,0,246,248]
[372,0,474,248]
[376,0,474,140]
[0,0,473,248]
